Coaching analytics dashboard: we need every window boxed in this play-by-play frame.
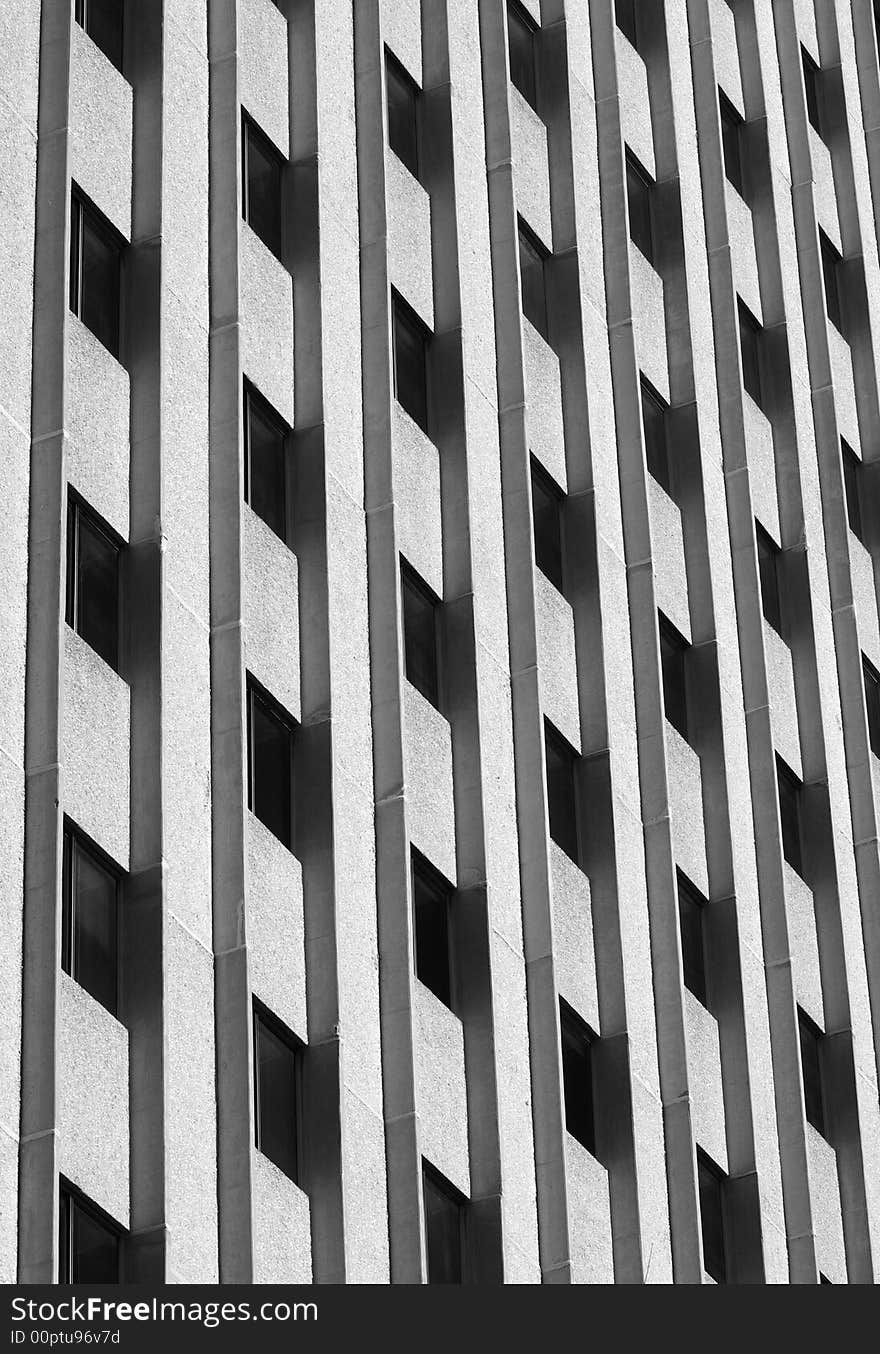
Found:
[641,377,672,495]
[842,440,864,543]
[392,291,429,433]
[244,383,288,542]
[412,850,453,1008]
[776,756,804,879]
[531,458,564,593]
[802,48,823,138]
[719,91,746,198]
[738,300,763,408]
[75,0,124,73]
[507,0,538,110]
[545,721,579,864]
[798,1008,826,1137]
[864,657,880,759]
[626,153,654,264]
[697,1151,727,1283]
[69,192,123,359]
[820,231,844,335]
[518,218,550,340]
[678,872,708,1008]
[615,0,640,50]
[59,1186,122,1284]
[254,1005,299,1183]
[659,615,689,741]
[247,680,295,851]
[243,115,283,258]
[386,51,420,179]
[560,1002,596,1155]
[66,495,121,671]
[422,1164,463,1284]
[401,562,440,707]
[756,524,783,636]
[62,826,120,1018]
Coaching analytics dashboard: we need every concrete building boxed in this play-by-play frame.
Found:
[3,0,880,1285]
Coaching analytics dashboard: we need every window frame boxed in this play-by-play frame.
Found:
[738,299,764,409]
[802,47,824,139]
[697,1150,728,1284]
[677,870,709,1009]
[243,380,290,544]
[517,216,551,341]
[819,230,845,336]
[507,0,539,111]
[391,290,431,434]
[530,456,565,594]
[61,821,122,1020]
[385,48,421,180]
[719,89,746,199]
[241,112,285,260]
[659,614,690,742]
[411,848,454,1010]
[253,1000,302,1186]
[841,440,864,544]
[65,491,123,673]
[59,1180,123,1285]
[422,1161,465,1285]
[559,999,597,1158]
[776,755,805,880]
[74,0,124,74]
[756,523,783,637]
[641,376,672,497]
[615,0,640,51]
[400,559,442,710]
[544,720,580,866]
[863,655,880,760]
[246,677,296,852]
[797,1007,827,1139]
[69,188,125,361]
[625,151,655,265]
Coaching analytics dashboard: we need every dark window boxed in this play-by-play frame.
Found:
[842,440,864,542]
[641,377,672,495]
[392,292,429,433]
[508,0,538,110]
[678,872,708,1008]
[802,48,823,138]
[62,827,119,1018]
[412,850,453,1008]
[820,1273,832,1283]
[244,384,288,542]
[518,218,550,340]
[254,1006,299,1183]
[738,300,763,408]
[798,1008,826,1137]
[423,1164,463,1284]
[69,192,122,359]
[243,116,283,258]
[777,757,804,878]
[386,51,420,179]
[545,721,579,864]
[719,91,746,198]
[615,0,640,50]
[864,657,880,759]
[659,616,689,741]
[531,458,564,593]
[247,681,295,851]
[756,524,783,636]
[75,0,124,73]
[401,563,440,707]
[66,496,121,671]
[697,1152,727,1283]
[59,1187,122,1284]
[560,1003,596,1155]
[626,153,654,264]
[820,231,844,335]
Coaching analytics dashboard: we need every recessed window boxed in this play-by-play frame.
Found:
[738,300,763,408]
[507,0,539,110]
[697,1151,727,1283]
[254,1005,300,1183]
[776,756,804,879]
[59,1185,123,1284]
[401,562,440,708]
[641,377,672,496]
[412,850,453,1008]
[531,457,564,593]
[802,48,824,138]
[518,218,550,340]
[756,524,783,637]
[69,192,123,359]
[798,1007,826,1138]
[659,615,689,741]
[243,115,284,258]
[820,231,844,336]
[247,680,295,851]
[615,0,640,50]
[545,721,579,864]
[244,383,288,542]
[842,440,864,543]
[392,291,430,433]
[719,91,746,199]
[66,495,121,672]
[863,657,880,759]
[75,0,124,73]
[386,51,420,180]
[560,1002,596,1156]
[62,826,120,1018]
[626,153,655,264]
[678,871,708,1008]
[423,1164,463,1284]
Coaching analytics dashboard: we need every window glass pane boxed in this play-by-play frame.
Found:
[678,875,707,1006]
[67,837,118,1016]
[413,856,452,1007]
[393,298,429,432]
[74,508,120,669]
[64,1194,119,1284]
[75,202,121,358]
[641,380,671,494]
[531,461,564,592]
[798,1010,825,1136]
[660,619,688,740]
[561,1008,595,1154]
[738,302,762,407]
[246,391,287,540]
[842,441,863,542]
[698,1155,726,1283]
[423,1169,462,1284]
[777,759,803,877]
[720,94,745,197]
[508,2,537,108]
[820,233,843,333]
[615,0,639,48]
[864,659,880,759]
[518,223,548,339]
[626,157,653,262]
[255,1015,298,1181]
[250,689,293,849]
[756,526,782,634]
[402,568,439,706]
[545,724,578,863]
[245,123,282,257]
[81,0,124,70]
[387,55,419,178]
[802,49,822,136]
